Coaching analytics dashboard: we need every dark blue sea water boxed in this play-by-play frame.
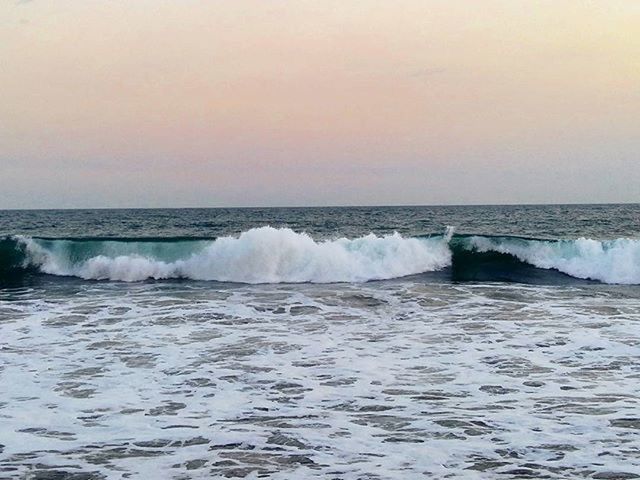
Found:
[1,205,639,479]
[2,204,639,239]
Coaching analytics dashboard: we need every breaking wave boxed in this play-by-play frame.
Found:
[1,227,639,285]
[6,227,452,283]
[458,235,640,284]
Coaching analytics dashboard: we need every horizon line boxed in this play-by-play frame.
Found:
[1,201,639,212]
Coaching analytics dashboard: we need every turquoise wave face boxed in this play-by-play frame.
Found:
[30,238,211,265]
[1,230,640,286]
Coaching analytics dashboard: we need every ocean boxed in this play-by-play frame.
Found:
[1,204,639,479]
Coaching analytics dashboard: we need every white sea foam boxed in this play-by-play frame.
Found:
[3,281,640,478]
[469,236,640,284]
[19,227,452,283]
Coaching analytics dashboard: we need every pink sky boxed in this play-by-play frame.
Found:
[1,1,639,208]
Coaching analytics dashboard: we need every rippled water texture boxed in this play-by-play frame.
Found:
[2,204,640,239]
[2,280,639,479]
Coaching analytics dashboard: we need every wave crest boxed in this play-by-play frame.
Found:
[19,227,452,283]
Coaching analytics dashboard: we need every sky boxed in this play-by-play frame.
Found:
[1,0,639,208]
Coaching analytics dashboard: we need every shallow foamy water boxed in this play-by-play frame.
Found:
[1,280,640,479]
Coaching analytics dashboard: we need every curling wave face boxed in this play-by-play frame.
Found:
[1,227,639,285]
[464,235,640,284]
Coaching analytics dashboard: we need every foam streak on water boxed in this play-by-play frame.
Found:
[1,281,640,479]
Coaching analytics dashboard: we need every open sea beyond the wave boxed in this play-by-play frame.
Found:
[1,204,639,479]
